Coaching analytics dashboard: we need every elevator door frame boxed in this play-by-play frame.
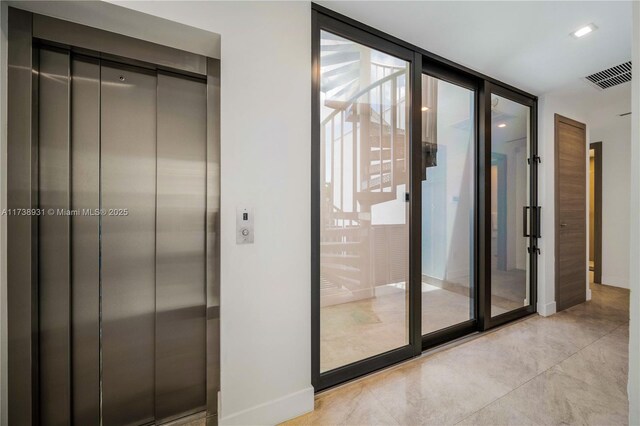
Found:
[7,8,221,425]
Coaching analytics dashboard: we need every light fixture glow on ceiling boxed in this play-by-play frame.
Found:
[572,24,597,38]
[421,106,429,111]
[498,123,507,128]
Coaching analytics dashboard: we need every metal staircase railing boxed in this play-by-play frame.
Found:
[319,61,409,305]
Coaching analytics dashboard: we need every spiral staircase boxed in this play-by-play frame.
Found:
[319,33,410,306]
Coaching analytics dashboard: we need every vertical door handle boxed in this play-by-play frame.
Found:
[523,206,530,237]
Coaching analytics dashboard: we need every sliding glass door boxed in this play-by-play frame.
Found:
[312,5,539,391]
[313,14,419,389]
[318,29,411,372]
[420,72,477,343]
[484,84,538,327]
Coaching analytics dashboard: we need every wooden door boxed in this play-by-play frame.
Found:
[555,114,587,311]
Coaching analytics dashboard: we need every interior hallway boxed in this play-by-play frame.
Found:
[289,282,629,425]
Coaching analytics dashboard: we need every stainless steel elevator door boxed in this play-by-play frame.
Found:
[39,47,71,426]
[71,56,101,426]
[155,73,207,422]
[101,63,158,426]
[37,50,208,426]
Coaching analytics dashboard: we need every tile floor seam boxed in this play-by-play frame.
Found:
[453,320,629,426]
[452,361,555,425]
[380,312,592,426]
[363,377,405,426]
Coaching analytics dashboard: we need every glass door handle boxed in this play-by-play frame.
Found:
[523,206,530,237]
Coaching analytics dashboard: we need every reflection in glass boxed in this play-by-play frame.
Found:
[319,31,410,372]
[490,94,530,317]
[420,75,475,335]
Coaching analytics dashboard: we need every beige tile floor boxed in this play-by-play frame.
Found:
[287,282,630,425]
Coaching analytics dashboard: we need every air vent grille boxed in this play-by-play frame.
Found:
[585,61,632,89]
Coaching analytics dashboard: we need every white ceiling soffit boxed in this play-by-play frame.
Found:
[317,1,632,95]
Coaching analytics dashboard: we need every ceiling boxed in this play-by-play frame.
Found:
[317,1,632,96]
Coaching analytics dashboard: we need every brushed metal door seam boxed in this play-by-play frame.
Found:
[38,47,72,426]
[70,54,101,426]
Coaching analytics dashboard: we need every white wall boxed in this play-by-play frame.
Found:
[591,113,631,289]
[628,3,639,424]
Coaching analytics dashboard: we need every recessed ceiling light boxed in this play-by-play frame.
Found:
[421,106,429,111]
[572,23,597,38]
[498,123,507,128]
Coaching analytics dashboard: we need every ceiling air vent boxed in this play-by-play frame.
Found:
[585,61,632,89]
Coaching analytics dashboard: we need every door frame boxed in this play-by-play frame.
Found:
[554,113,588,311]
[311,3,539,392]
[6,8,221,424]
[590,141,603,284]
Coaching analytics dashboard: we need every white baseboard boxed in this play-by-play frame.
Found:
[220,386,314,426]
[537,300,556,317]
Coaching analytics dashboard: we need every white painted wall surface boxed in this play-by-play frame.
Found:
[591,115,631,289]
[107,2,314,424]
[628,2,639,424]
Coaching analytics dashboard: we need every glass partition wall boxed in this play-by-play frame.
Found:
[318,30,411,373]
[484,84,538,326]
[489,94,530,317]
[420,74,476,343]
[312,6,539,391]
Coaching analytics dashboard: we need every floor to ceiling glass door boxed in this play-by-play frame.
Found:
[485,84,538,326]
[420,71,478,344]
[313,17,418,389]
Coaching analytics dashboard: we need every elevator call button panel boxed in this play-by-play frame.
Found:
[236,207,254,244]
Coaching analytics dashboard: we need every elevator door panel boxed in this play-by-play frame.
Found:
[100,64,157,426]
[39,47,71,426]
[71,56,101,425]
[155,73,207,421]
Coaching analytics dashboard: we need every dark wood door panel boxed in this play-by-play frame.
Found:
[555,114,587,312]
